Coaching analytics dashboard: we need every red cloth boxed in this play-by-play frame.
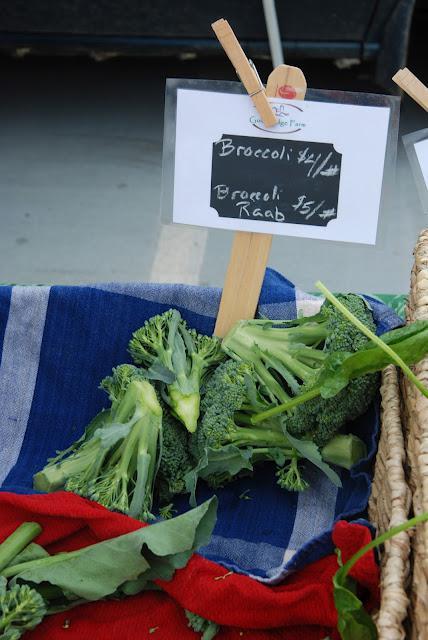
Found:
[0,492,379,640]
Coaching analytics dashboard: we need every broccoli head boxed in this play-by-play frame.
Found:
[185,609,219,640]
[34,364,163,522]
[129,309,224,433]
[0,577,47,640]
[187,360,301,495]
[223,294,379,449]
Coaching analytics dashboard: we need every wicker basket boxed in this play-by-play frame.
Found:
[401,228,428,639]
[369,365,412,639]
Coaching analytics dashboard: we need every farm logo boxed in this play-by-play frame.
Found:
[250,102,306,134]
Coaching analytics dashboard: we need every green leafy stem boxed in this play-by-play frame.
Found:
[316,281,428,400]
[334,511,428,639]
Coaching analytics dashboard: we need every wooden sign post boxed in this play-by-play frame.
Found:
[393,68,428,111]
[213,20,307,337]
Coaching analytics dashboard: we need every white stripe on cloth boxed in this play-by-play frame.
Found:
[202,535,285,576]
[295,287,323,318]
[262,468,339,583]
[88,282,221,318]
[0,286,50,485]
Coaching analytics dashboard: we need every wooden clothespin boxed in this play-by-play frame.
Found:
[393,68,428,112]
[211,19,277,128]
[212,19,307,337]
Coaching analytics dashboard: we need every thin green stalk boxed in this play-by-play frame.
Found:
[316,280,428,399]
[340,511,428,579]
[251,386,321,423]
[0,523,43,573]
[2,545,83,579]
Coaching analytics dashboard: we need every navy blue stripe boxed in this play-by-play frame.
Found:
[0,287,12,368]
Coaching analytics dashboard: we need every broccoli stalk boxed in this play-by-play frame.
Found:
[34,365,162,522]
[32,409,112,493]
[129,309,224,433]
[0,523,42,573]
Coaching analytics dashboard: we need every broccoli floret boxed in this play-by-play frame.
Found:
[189,360,298,491]
[185,610,219,640]
[223,294,379,450]
[276,456,309,492]
[129,310,224,433]
[193,359,290,455]
[157,401,193,501]
[0,578,47,639]
[287,373,379,447]
[34,365,162,522]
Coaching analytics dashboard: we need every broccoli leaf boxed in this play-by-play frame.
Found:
[282,427,342,487]
[145,360,176,385]
[185,445,253,507]
[333,511,428,639]
[318,320,428,399]
[3,498,217,602]
[333,569,377,640]
[316,281,428,400]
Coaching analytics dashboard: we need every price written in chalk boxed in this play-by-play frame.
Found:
[210,134,341,227]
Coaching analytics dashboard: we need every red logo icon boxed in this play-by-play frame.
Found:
[278,85,297,99]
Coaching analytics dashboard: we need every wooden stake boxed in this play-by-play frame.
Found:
[214,232,273,337]
[393,68,428,111]
[212,20,307,337]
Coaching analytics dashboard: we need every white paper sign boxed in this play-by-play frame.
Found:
[172,89,391,245]
[414,138,428,190]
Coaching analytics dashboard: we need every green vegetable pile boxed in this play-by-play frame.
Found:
[34,282,428,520]
[0,499,216,639]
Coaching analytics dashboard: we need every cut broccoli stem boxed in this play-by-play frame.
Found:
[129,310,223,433]
[316,280,428,399]
[321,434,367,470]
[168,386,200,433]
[33,414,112,493]
[251,386,322,423]
[0,523,42,573]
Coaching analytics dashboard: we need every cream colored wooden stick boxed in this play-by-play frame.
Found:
[393,68,428,111]
[214,57,307,337]
[212,19,277,127]
[214,232,273,337]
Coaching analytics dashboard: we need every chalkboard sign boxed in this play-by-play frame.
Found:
[211,134,341,227]
[167,85,394,245]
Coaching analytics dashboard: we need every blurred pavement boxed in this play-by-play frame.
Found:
[0,18,427,294]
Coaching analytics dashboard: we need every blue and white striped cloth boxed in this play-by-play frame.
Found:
[0,270,401,583]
